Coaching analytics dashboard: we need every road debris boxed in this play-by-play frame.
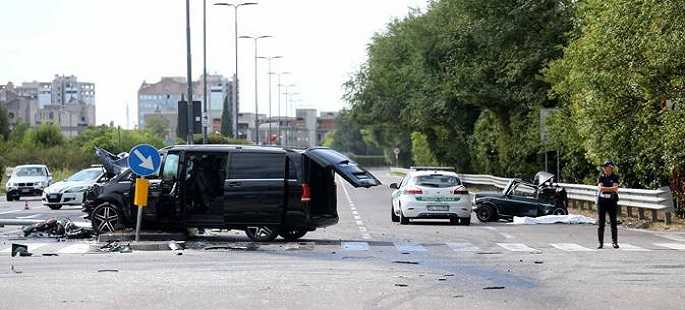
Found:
[392,260,419,265]
[11,243,31,257]
[483,286,505,290]
[97,269,119,273]
[394,284,408,287]
[22,218,93,239]
[99,241,132,253]
[168,241,185,251]
[42,253,59,257]
[534,261,544,264]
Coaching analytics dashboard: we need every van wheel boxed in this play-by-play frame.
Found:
[459,217,471,226]
[245,226,279,242]
[91,202,122,234]
[279,229,308,241]
[48,205,63,210]
[5,194,13,202]
[391,203,399,222]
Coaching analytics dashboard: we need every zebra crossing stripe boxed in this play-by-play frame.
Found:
[394,242,427,252]
[550,243,595,252]
[654,243,685,250]
[0,243,49,254]
[447,242,479,252]
[57,243,92,254]
[618,243,650,251]
[497,243,538,252]
[342,242,369,251]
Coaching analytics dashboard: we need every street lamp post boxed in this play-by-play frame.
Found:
[185,0,194,145]
[281,86,297,146]
[259,56,283,144]
[240,35,272,144]
[202,0,208,144]
[275,72,291,145]
[214,1,257,139]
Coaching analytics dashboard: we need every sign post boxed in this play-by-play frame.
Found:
[393,147,400,167]
[127,144,161,242]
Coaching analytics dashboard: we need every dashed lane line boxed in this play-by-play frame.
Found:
[447,242,480,252]
[342,242,369,251]
[394,242,427,252]
[618,243,650,251]
[497,243,539,252]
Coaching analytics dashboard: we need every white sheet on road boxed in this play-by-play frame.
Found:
[512,214,596,225]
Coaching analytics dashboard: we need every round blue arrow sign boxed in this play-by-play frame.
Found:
[127,144,162,177]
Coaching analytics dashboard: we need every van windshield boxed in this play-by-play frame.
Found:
[414,174,461,188]
[14,167,46,177]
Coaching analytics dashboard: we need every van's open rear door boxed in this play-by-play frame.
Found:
[304,148,381,188]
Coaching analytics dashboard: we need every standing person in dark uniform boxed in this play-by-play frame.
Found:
[597,160,620,249]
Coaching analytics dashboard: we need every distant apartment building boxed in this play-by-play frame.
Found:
[0,75,96,137]
[137,75,233,142]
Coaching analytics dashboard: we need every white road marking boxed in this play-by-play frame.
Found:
[394,242,427,252]
[619,243,650,251]
[0,243,49,254]
[350,207,357,211]
[654,243,685,250]
[342,242,369,251]
[16,214,42,219]
[57,243,92,254]
[654,234,685,242]
[500,233,514,239]
[353,215,361,220]
[447,242,480,252]
[0,210,21,215]
[497,243,539,252]
[358,227,367,232]
[550,243,595,252]
[362,234,371,240]
[352,211,359,215]
[355,220,364,226]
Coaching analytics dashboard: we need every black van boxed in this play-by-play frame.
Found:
[82,145,381,241]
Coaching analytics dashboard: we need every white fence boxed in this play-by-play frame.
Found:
[390,168,675,223]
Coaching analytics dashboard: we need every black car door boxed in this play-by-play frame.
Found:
[181,152,227,228]
[303,148,381,188]
[224,151,286,225]
[505,183,541,217]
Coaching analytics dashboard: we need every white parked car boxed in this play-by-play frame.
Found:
[390,169,471,225]
[42,167,106,210]
[5,165,52,201]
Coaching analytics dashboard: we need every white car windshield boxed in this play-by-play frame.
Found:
[67,169,101,182]
[414,174,461,188]
[14,167,46,177]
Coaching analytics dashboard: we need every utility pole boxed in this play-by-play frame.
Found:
[202,0,208,144]
[240,35,271,144]
[261,56,283,144]
[185,0,194,144]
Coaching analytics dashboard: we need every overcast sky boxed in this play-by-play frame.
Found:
[0,0,427,128]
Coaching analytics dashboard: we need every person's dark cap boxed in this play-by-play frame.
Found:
[602,160,615,167]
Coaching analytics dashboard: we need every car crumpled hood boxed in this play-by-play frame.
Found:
[95,147,129,176]
[8,176,48,184]
[44,180,94,193]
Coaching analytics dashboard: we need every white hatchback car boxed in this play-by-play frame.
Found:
[390,169,471,225]
[42,167,106,210]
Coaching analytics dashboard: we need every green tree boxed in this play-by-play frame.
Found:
[220,95,233,138]
[24,123,64,148]
[545,0,685,189]
[145,115,170,140]
[0,105,9,140]
[410,132,438,166]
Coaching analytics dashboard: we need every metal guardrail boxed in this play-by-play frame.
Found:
[389,167,675,222]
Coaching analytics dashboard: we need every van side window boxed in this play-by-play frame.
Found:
[230,152,284,179]
[162,153,180,181]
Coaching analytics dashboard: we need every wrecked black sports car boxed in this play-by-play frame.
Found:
[473,172,568,222]
[83,145,381,241]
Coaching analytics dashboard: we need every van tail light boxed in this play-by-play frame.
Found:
[404,186,423,195]
[453,187,469,195]
[301,184,312,202]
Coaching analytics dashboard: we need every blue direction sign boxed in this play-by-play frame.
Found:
[127,144,161,177]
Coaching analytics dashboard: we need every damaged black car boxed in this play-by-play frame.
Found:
[473,172,568,222]
[83,145,381,241]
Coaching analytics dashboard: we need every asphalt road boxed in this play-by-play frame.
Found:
[0,169,684,309]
